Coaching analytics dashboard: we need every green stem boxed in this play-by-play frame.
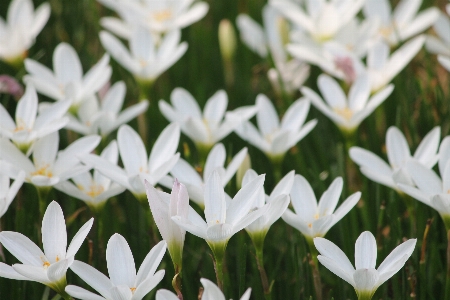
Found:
[36,186,51,221]
[400,193,416,236]
[255,247,272,300]
[269,155,284,183]
[357,291,374,300]
[445,229,450,300]
[172,272,183,300]
[209,242,227,291]
[136,80,153,147]
[306,238,322,300]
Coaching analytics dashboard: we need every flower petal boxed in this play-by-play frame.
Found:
[355,231,377,270]
[70,260,113,299]
[0,231,45,266]
[106,234,136,287]
[42,201,67,263]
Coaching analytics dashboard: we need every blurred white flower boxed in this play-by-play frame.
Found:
[425,9,450,58]
[301,73,394,134]
[24,43,112,112]
[0,84,70,153]
[99,0,209,38]
[0,132,100,188]
[54,140,125,211]
[350,126,440,192]
[65,81,149,137]
[100,28,187,85]
[0,0,50,65]
[0,201,93,295]
[81,124,180,200]
[160,143,248,208]
[315,231,416,299]
[363,0,439,46]
[398,136,450,228]
[0,171,25,218]
[235,94,317,162]
[159,88,257,150]
[282,175,361,239]
[66,235,166,300]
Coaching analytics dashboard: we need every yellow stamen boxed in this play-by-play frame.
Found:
[333,107,353,121]
[130,287,136,294]
[31,165,53,177]
[43,261,51,269]
[153,10,172,23]
[86,184,105,198]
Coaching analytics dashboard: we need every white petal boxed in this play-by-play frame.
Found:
[200,278,226,300]
[256,94,280,137]
[349,147,394,188]
[42,201,67,263]
[53,43,83,83]
[66,218,94,258]
[318,177,343,217]
[155,289,178,300]
[204,143,226,182]
[407,160,442,195]
[314,237,355,275]
[0,231,45,266]
[106,234,136,287]
[65,285,106,300]
[203,90,227,123]
[118,125,147,175]
[0,262,28,280]
[353,268,378,293]
[290,175,317,223]
[133,270,165,299]
[355,231,377,270]
[47,258,70,283]
[70,260,113,298]
[378,239,416,275]
[12,264,50,284]
[316,255,355,286]
[204,171,227,225]
[149,123,180,173]
[135,241,166,287]
[386,127,411,169]
[317,74,347,109]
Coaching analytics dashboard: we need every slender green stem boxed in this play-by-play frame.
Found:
[306,238,322,300]
[357,291,374,300]
[136,80,153,146]
[172,272,183,300]
[269,155,284,183]
[255,247,272,300]
[400,193,416,236]
[36,186,51,221]
[419,219,432,300]
[209,242,227,291]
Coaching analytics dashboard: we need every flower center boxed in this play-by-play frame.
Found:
[130,287,136,294]
[333,107,353,121]
[32,165,53,177]
[153,10,172,23]
[43,261,51,269]
[86,184,105,198]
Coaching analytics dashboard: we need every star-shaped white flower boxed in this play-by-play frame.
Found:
[65,235,166,300]
[350,126,440,192]
[314,231,416,300]
[0,201,93,295]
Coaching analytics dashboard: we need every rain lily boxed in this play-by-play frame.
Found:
[0,171,25,218]
[145,179,189,274]
[100,28,187,86]
[65,235,166,300]
[0,201,94,297]
[0,132,100,188]
[24,43,112,112]
[301,73,394,135]
[98,0,209,38]
[314,231,416,300]
[363,0,439,46]
[65,81,149,137]
[0,84,70,153]
[81,124,180,201]
[155,278,252,300]
[398,136,450,228]
[235,94,317,163]
[160,143,248,208]
[54,141,125,212]
[350,126,440,192]
[159,88,257,152]
[0,0,50,66]
[282,175,361,240]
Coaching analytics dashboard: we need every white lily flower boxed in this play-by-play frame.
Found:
[145,179,188,272]
[155,278,252,300]
[350,126,440,192]
[398,136,450,228]
[0,201,93,295]
[65,235,166,300]
[271,0,365,43]
[65,81,149,137]
[367,35,425,92]
[0,0,50,65]
[160,143,248,208]
[314,231,416,300]
[0,84,70,153]
[235,94,317,162]
[0,171,25,218]
[282,175,361,239]
[0,132,101,187]
[301,73,394,134]
[363,0,439,46]
[54,140,125,211]
[100,28,187,85]
[81,124,180,200]
[159,88,257,151]
[98,0,209,37]
[425,11,450,58]
[243,169,292,244]
[171,170,268,257]
[24,43,112,112]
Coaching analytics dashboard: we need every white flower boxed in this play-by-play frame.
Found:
[65,81,149,137]
[0,84,70,153]
[145,179,189,272]
[81,124,180,200]
[99,0,209,37]
[0,201,93,295]
[0,0,50,64]
[0,171,25,218]
[301,73,394,134]
[363,0,439,46]
[24,43,112,112]
[425,10,450,58]
[54,140,125,211]
[282,175,361,239]
[159,88,257,150]
[271,0,365,43]
[171,170,268,250]
[100,28,187,85]
[314,231,416,299]
[367,35,425,92]
[398,136,450,227]
[0,132,100,187]
[160,143,248,208]
[235,94,317,161]
[350,126,440,192]
[65,235,166,300]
